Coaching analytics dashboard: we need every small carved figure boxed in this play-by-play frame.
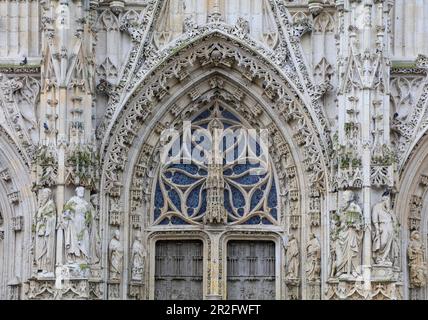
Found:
[34,188,57,274]
[59,186,94,265]
[335,190,363,279]
[285,234,300,280]
[408,231,427,288]
[372,191,399,266]
[109,230,123,280]
[306,233,321,281]
[131,233,146,281]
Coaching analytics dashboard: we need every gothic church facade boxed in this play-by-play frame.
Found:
[0,0,428,300]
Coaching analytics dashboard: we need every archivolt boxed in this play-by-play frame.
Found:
[100,32,330,199]
[0,132,36,299]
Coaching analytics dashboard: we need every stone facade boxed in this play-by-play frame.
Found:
[0,0,428,300]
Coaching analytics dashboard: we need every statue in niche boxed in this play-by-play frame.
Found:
[408,231,427,288]
[285,234,300,280]
[131,232,146,281]
[34,188,57,274]
[109,229,123,280]
[89,194,101,265]
[306,233,321,281]
[372,191,400,266]
[335,190,363,279]
[59,186,94,266]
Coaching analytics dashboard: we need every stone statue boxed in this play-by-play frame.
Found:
[89,194,101,265]
[131,233,146,281]
[34,188,57,274]
[109,230,123,280]
[372,191,399,266]
[408,231,427,288]
[306,233,321,281]
[60,186,93,266]
[285,234,300,280]
[335,190,363,279]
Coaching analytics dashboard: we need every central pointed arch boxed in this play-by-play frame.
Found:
[99,32,330,300]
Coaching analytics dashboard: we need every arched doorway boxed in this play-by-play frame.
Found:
[396,132,428,300]
[0,132,35,300]
[99,33,329,300]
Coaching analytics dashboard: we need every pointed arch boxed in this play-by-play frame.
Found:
[97,29,332,299]
[0,131,36,299]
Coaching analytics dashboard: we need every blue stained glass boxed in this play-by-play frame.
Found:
[193,110,211,122]
[198,189,207,215]
[171,216,187,225]
[154,106,280,226]
[159,218,170,225]
[198,169,207,176]
[154,208,161,220]
[244,216,261,225]
[233,174,261,185]
[172,172,199,185]
[232,163,260,175]
[268,181,278,208]
[169,164,199,175]
[154,182,164,208]
[237,208,244,216]
[270,208,278,220]
[250,189,264,211]
[230,185,245,208]
[223,168,233,176]
[187,185,201,208]
[262,218,273,225]
[224,189,234,215]
[168,189,181,210]
[222,110,240,122]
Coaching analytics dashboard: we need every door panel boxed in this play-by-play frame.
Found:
[227,241,275,300]
[154,240,203,300]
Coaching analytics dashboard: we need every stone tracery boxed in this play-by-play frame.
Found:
[1,0,428,300]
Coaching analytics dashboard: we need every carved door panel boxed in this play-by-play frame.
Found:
[155,240,203,300]
[227,241,275,300]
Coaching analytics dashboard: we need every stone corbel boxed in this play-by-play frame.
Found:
[308,1,325,16]
[12,216,23,232]
[0,168,11,182]
[416,54,428,69]
[8,191,20,205]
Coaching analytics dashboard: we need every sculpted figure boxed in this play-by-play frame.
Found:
[131,233,146,281]
[109,230,123,280]
[285,234,300,280]
[372,191,399,266]
[335,190,363,279]
[408,231,427,288]
[60,187,93,265]
[89,194,101,265]
[34,188,57,274]
[306,233,321,281]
